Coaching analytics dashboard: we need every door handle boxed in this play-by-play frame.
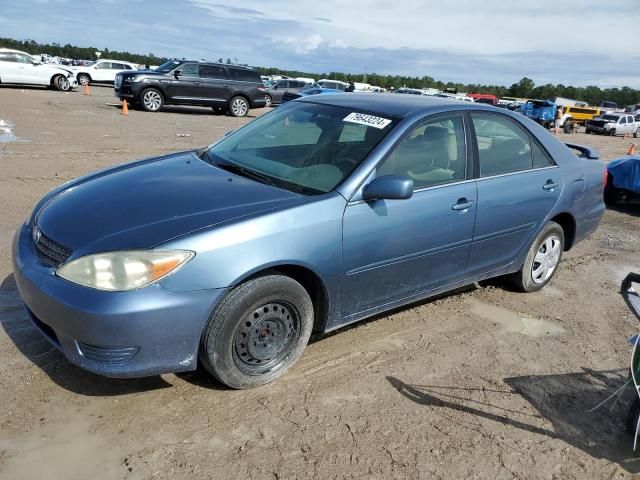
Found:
[543,181,559,191]
[452,199,475,211]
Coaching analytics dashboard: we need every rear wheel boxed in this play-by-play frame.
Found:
[200,274,314,389]
[604,177,618,206]
[77,73,90,86]
[229,95,249,117]
[140,88,163,112]
[609,129,616,137]
[563,121,573,134]
[509,221,564,292]
[634,129,639,139]
[585,128,591,134]
[264,94,272,107]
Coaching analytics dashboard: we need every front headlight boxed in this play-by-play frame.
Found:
[56,250,194,291]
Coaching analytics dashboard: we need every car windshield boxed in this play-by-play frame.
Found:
[206,101,399,194]
[602,115,619,121]
[85,61,96,67]
[155,60,181,73]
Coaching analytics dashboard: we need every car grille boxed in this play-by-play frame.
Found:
[34,231,72,267]
[78,342,139,364]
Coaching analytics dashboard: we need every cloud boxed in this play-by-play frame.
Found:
[1,0,638,88]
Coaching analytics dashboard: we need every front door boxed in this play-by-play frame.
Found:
[166,63,202,103]
[91,61,113,82]
[465,112,561,276]
[341,113,476,318]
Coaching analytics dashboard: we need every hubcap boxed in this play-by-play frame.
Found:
[265,95,271,107]
[79,75,89,86]
[234,302,298,374]
[58,77,69,90]
[531,235,561,284]
[143,91,161,110]
[231,98,248,116]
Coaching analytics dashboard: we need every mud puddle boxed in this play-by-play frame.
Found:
[467,298,567,337]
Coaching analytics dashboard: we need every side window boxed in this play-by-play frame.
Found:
[15,54,32,64]
[620,117,627,124]
[0,52,17,62]
[178,63,200,77]
[201,65,228,79]
[124,64,132,70]
[377,115,466,189]
[111,63,125,69]
[96,62,110,69]
[229,68,260,82]
[532,141,554,168]
[472,114,533,177]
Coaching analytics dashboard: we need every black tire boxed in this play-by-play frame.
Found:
[604,178,618,207]
[264,94,272,108]
[563,121,573,134]
[139,88,163,112]
[609,129,616,137]
[200,274,314,389]
[508,221,565,293]
[52,74,69,92]
[77,73,91,86]
[585,128,591,134]
[634,129,639,139]
[228,95,250,117]
[626,398,640,435]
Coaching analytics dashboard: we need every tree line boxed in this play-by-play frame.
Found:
[3,37,638,107]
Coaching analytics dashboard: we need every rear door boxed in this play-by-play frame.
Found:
[199,64,230,105]
[466,112,561,276]
[0,52,20,83]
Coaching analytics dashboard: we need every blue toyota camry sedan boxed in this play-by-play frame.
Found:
[13,94,605,388]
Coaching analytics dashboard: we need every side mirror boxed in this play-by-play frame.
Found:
[174,71,182,78]
[363,175,414,201]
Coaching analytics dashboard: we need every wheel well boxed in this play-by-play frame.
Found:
[244,265,329,333]
[551,213,576,251]
[50,74,62,86]
[231,93,251,106]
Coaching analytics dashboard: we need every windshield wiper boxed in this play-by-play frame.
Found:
[215,161,277,187]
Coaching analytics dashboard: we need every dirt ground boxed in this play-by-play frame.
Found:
[1,85,639,480]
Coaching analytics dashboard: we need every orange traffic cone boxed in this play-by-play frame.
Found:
[121,99,128,116]
[629,143,636,155]
[83,84,90,96]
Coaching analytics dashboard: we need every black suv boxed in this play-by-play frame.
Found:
[114,60,266,116]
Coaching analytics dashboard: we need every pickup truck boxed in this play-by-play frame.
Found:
[585,113,638,137]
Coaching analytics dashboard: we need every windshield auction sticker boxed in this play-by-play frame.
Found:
[343,112,392,129]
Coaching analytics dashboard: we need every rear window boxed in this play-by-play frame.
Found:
[229,68,260,83]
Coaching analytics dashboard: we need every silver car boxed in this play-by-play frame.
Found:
[264,80,308,106]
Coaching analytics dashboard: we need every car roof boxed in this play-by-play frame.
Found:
[97,59,135,64]
[0,48,26,54]
[175,60,257,71]
[297,92,473,118]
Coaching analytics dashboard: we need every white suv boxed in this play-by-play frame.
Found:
[72,59,139,86]
[0,48,77,91]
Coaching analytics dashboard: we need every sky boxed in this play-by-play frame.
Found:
[1,0,638,88]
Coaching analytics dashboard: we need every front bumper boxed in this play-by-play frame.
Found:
[12,224,225,378]
[586,125,611,134]
[114,83,140,100]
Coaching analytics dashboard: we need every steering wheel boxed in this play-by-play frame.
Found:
[335,156,360,174]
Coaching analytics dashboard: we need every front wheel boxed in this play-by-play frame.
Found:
[604,179,618,207]
[77,73,90,86]
[264,94,272,107]
[634,129,639,139]
[53,74,71,92]
[585,128,591,134]
[140,88,163,112]
[509,221,564,292]
[609,129,616,137]
[200,275,314,389]
[229,95,249,117]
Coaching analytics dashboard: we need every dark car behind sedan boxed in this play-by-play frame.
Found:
[114,60,266,116]
[13,95,605,389]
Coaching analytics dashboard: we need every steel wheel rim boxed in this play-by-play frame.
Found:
[58,77,70,90]
[232,98,248,116]
[143,91,161,110]
[531,234,561,284]
[233,301,299,375]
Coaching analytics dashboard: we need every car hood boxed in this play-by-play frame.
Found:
[42,65,73,75]
[35,151,302,257]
